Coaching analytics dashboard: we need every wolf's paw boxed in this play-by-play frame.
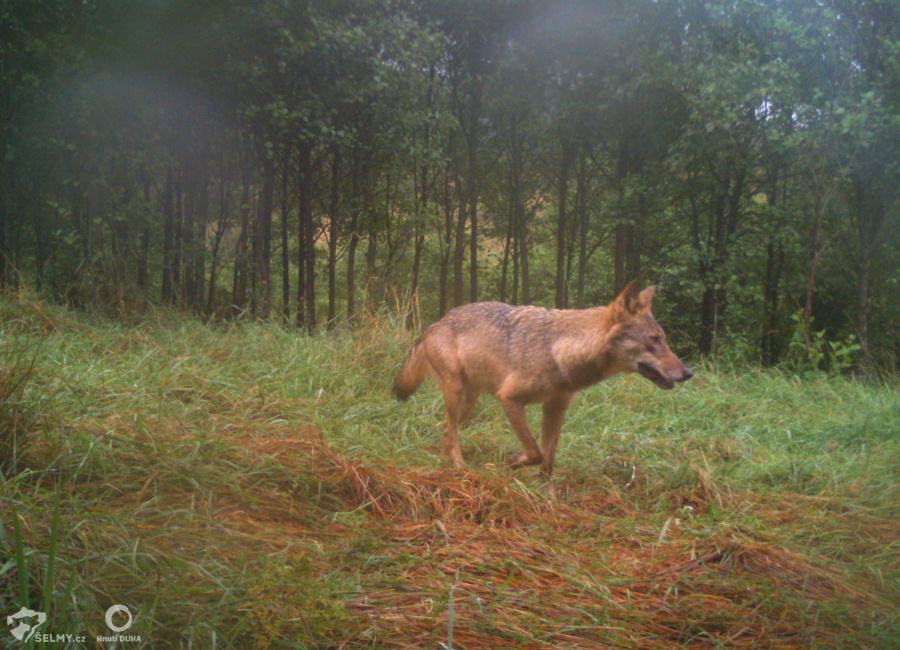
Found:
[442,445,464,469]
[507,451,543,468]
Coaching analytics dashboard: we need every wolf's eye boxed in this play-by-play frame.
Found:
[649,335,663,348]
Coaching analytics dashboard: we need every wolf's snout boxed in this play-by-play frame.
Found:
[639,357,693,389]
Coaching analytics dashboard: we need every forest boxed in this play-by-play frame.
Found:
[2,0,899,370]
[3,3,900,646]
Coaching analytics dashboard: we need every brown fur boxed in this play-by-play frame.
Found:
[392,281,693,477]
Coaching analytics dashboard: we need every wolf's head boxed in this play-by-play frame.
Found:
[607,281,693,389]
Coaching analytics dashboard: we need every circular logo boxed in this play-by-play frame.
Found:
[105,604,133,633]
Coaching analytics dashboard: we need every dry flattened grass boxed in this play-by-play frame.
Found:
[7,416,898,648]
[97,422,892,649]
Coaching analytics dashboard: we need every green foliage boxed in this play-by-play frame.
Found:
[0,0,898,372]
[788,311,862,377]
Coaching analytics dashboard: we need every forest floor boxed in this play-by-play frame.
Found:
[1,293,899,648]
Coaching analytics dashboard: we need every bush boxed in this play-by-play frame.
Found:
[787,310,861,377]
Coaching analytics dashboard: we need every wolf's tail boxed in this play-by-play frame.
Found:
[392,338,429,401]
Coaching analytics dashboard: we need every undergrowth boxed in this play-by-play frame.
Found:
[1,293,898,648]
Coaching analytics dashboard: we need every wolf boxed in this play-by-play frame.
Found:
[392,281,693,478]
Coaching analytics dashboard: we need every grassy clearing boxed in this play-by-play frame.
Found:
[1,294,899,648]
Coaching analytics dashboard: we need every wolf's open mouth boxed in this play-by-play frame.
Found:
[637,362,675,390]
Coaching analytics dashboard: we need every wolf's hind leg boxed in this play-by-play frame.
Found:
[438,379,473,469]
[501,399,543,468]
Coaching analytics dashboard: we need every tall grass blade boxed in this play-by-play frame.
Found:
[42,482,62,615]
[10,499,29,606]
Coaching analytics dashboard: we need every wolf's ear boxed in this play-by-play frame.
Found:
[614,280,643,316]
[638,285,656,310]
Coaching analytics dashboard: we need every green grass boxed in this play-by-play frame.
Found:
[1,293,899,648]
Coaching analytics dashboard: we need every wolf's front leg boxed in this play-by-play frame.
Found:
[539,392,576,478]
[500,398,543,468]
[441,423,464,468]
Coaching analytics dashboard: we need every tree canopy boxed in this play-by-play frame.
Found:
[1,0,898,371]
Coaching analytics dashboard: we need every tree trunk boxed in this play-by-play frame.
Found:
[555,140,572,309]
[499,193,514,304]
[181,156,197,308]
[195,209,206,312]
[346,159,363,323]
[231,168,251,315]
[137,176,151,291]
[507,120,525,305]
[853,173,882,375]
[439,173,453,317]
[452,157,467,308]
[626,194,645,285]
[256,154,275,320]
[518,201,530,306]
[408,157,428,328]
[0,162,8,289]
[467,134,479,304]
[761,241,783,366]
[857,251,871,372]
[161,168,175,304]
[194,142,210,313]
[207,175,229,319]
[614,223,627,295]
[575,157,588,308]
[173,175,184,304]
[280,151,291,328]
[326,146,341,329]
[364,194,379,309]
[408,70,434,324]
[297,144,314,332]
[699,285,718,357]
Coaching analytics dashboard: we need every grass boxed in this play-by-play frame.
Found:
[1,293,899,648]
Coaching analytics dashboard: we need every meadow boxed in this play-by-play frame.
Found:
[1,293,899,648]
